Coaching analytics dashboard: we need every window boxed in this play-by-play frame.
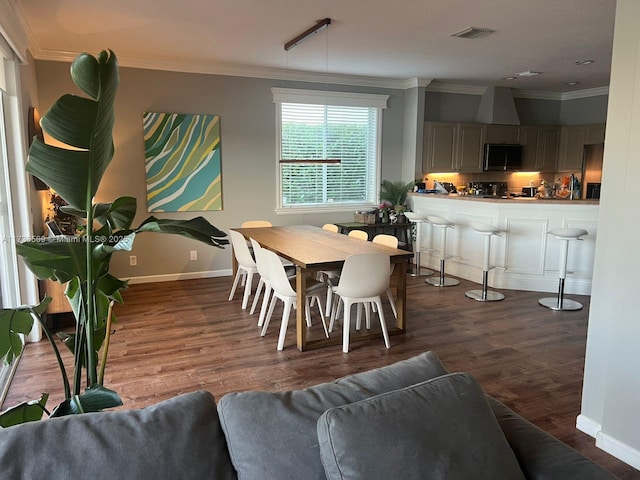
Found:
[272,88,388,212]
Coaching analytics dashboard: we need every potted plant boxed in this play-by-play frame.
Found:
[0,50,228,426]
[379,180,415,211]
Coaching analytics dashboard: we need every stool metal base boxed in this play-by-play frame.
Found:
[538,278,583,311]
[426,276,460,287]
[425,259,459,287]
[409,265,434,277]
[538,297,583,311]
[465,290,505,302]
[408,251,434,277]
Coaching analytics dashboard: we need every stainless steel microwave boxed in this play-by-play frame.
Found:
[483,144,523,171]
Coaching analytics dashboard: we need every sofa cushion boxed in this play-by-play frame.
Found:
[317,372,525,480]
[217,351,448,480]
[0,390,237,480]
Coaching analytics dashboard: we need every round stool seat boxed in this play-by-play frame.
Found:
[404,212,434,277]
[426,215,454,228]
[469,222,501,235]
[404,211,427,223]
[548,227,588,239]
[465,223,504,302]
[539,227,588,311]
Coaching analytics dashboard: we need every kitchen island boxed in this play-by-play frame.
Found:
[407,193,599,295]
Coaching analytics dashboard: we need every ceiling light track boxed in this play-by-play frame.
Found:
[284,18,332,51]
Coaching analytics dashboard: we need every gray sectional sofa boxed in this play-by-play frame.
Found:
[0,352,616,479]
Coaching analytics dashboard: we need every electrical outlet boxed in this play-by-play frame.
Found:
[190,250,197,261]
[129,255,137,266]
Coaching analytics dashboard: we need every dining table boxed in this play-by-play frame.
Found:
[231,225,414,351]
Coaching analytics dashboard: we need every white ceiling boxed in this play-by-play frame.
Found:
[14,0,616,93]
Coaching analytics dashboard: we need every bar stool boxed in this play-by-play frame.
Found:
[465,223,504,302]
[539,227,588,311]
[425,216,459,287]
[404,212,434,277]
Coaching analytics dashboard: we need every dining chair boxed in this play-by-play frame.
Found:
[249,238,273,327]
[348,229,369,241]
[322,223,339,233]
[329,253,391,353]
[250,238,296,326]
[242,220,272,228]
[372,234,399,319]
[228,230,258,309]
[260,249,329,350]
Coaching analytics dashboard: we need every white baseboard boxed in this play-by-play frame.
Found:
[597,431,640,470]
[124,269,232,285]
[576,414,601,437]
[577,414,640,470]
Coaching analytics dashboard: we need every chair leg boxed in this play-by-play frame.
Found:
[261,294,278,336]
[314,295,329,338]
[304,300,312,327]
[342,300,352,353]
[250,278,264,315]
[277,300,293,351]
[241,271,254,309]
[258,284,272,327]
[228,268,242,301]
[386,288,398,319]
[325,286,333,317]
[355,303,363,330]
[375,298,391,349]
[329,295,341,333]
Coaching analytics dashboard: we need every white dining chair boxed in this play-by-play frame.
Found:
[242,220,272,228]
[329,253,391,353]
[322,223,339,233]
[260,249,329,351]
[348,229,369,241]
[228,230,258,309]
[249,238,273,327]
[372,234,399,319]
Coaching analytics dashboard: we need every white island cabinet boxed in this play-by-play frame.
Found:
[407,194,599,295]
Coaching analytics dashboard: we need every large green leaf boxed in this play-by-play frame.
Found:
[137,216,229,248]
[17,239,86,282]
[0,298,50,365]
[25,50,119,211]
[50,384,122,417]
[94,196,137,230]
[0,394,49,427]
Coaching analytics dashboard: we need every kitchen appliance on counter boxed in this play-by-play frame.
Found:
[468,181,508,197]
[521,186,537,197]
[434,181,457,194]
[586,182,601,199]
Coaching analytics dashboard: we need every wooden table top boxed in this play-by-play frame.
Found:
[232,225,413,270]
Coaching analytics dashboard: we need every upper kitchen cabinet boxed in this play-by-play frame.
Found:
[557,124,605,172]
[423,122,484,173]
[520,126,559,172]
[484,124,520,144]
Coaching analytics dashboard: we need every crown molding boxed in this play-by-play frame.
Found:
[426,83,486,95]
[0,0,28,62]
[560,86,609,100]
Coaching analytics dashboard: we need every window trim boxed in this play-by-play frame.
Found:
[272,88,388,214]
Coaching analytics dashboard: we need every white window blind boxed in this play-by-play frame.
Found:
[273,88,388,211]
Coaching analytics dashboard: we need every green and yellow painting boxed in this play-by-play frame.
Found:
[143,112,222,212]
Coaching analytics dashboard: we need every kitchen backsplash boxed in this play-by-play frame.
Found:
[422,171,583,194]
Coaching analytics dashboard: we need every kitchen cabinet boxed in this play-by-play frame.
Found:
[557,124,605,172]
[423,122,484,173]
[484,124,520,144]
[520,126,559,172]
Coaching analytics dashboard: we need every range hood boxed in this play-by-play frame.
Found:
[475,86,520,125]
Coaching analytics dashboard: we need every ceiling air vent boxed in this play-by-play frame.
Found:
[451,27,495,39]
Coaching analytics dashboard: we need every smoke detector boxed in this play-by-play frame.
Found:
[450,27,495,39]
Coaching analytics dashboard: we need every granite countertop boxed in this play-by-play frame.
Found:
[408,192,600,205]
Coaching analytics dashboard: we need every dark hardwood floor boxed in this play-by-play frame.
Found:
[4,273,639,479]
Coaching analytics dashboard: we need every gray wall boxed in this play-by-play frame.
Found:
[424,90,607,125]
[34,60,406,281]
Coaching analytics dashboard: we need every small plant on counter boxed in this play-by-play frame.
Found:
[379,179,415,210]
[0,50,228,427]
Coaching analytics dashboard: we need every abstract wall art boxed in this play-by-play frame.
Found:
[143,112,222,212]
